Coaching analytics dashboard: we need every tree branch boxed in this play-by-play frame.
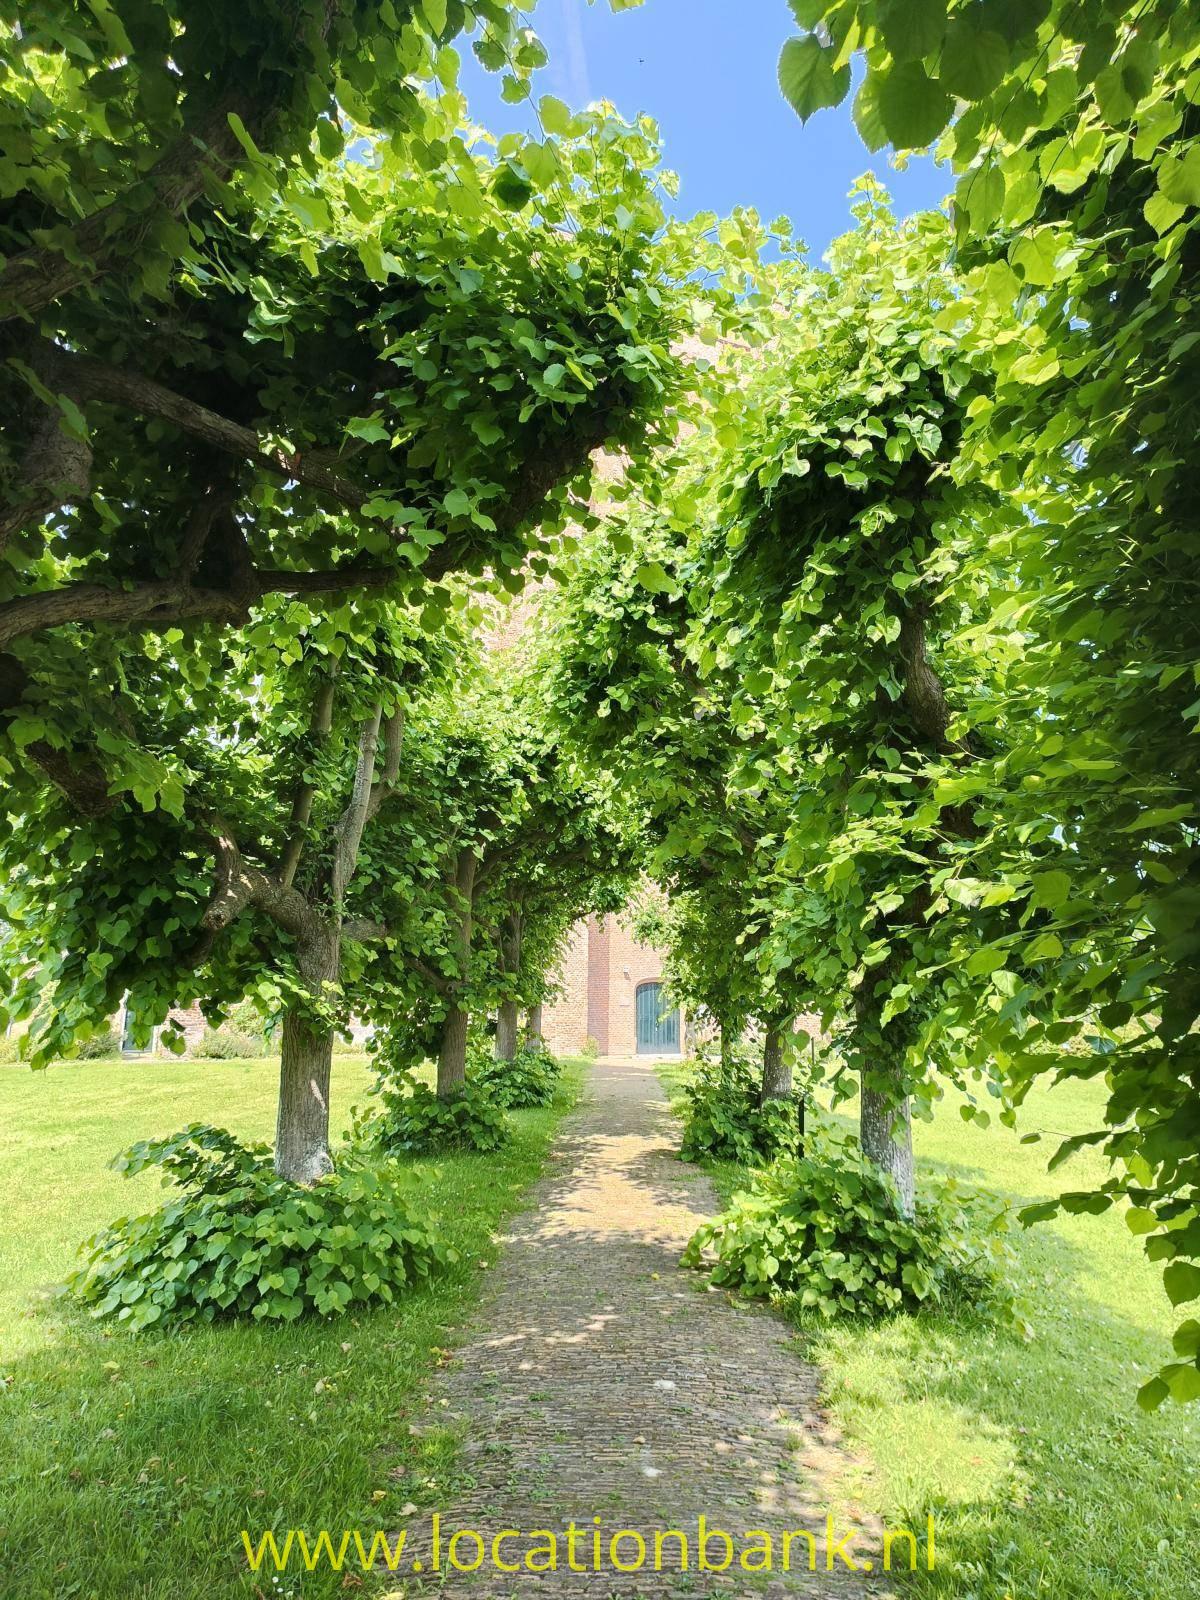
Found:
[198,817,317,942]
[398,951,452,995]
[898,605,953,749]
[0,653,116,816]
[0,563,405,652]
[365,706,404,823]
[0,382,623,649]
[343,917,390,943]
[278,672,338,890]
[0,3,343,324]
[36,342,372,511]
[0,370,92,557]
[332,704,383,906]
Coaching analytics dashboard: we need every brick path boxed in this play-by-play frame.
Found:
[406,1060,888,1598]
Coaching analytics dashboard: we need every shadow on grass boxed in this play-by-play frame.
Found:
[0,1075,584,1600]
[673,1103,1199,1600]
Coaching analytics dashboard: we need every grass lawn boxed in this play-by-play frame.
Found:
[0,1053,582,1599]
[663,1065,1200,1600]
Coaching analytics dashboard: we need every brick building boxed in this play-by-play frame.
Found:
[539,912,684,1059]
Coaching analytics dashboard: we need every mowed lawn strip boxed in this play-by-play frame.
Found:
[0,1054,582,1599]
[662,1065,1200,1600]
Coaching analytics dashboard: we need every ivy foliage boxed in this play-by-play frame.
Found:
[683,1126,1014,1320]
[359,1072,510,1154]
[69,1124,455,1329]
[677,1049,804,1168]
[472,1040,562,1109]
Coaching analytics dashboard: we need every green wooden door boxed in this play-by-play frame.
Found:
[636,983,679,1054]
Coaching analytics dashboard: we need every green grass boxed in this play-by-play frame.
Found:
[663,1064,1200,1600]
[0,1053,583,1599]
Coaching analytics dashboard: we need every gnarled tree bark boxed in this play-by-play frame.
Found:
[494,1002,520,1063]
[759,1021,793,1104]
[523,1003,543,1046]
[276,924,340,1184]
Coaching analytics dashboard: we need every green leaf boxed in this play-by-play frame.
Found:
[1144,189,1185,235]
[1164,1261,1200,1307]
[1136,1375,1170,1412]
[635,561,677,595]
[226,111,263,161]
[1158,147,1200,209]
[356,237,387,283]
[1030,869,1070,909]
[852,77,888,152]
[1093,63,1134,125]
[875,64,953,149]
[1164,1362,1200,1403]
[965,946,1007,978]
[1008,347,1060,385]
[939,24,1009,99]
[878,0,947,62]
[960,162,1005,231]
[539,96,574,135]
[787,0,831,23]
[778,36,852,122]
[1010,228,1062,286]
[345,416,390,444]
[421,0,447,35]
[492,164,534,211]
[1124,1206,1158,1236]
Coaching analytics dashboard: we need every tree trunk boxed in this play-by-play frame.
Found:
[494,1000,520,1062]
[524,1003,543,1046]
[859,1059,915,1217]
[437,846,478,1099]
[276,1008,336,1183]
[274,926,339,1183]
[493,908,522,1062]
[759,1022,792,1103]
[438,1006,470,1096]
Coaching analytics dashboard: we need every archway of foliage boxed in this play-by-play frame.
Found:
[353,648,642,1097]
[0,67,695,1184]
[548,190,1052,1219]
[775,0,1200,1407]
[0,0,558,327]
[0,93,682,817]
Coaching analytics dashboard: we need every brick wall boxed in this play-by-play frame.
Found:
[539,920,592,1056]
[539,912,684,1059]
[602,913,678,1057]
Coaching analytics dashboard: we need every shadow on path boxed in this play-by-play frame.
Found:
[401,1061,892,1598]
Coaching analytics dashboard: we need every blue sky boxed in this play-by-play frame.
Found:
[459,0,953,259]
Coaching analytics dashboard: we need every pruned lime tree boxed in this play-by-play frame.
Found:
[358,651,642,1094]
[682,193,1035,1215]
[543,513,807,1107]
[548,199,1050,1215]
[0,81,687,1186]
[0,85,680,803]
[776,0,1200,1406]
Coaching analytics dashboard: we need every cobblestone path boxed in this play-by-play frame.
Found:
[405,1060,888,1599]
